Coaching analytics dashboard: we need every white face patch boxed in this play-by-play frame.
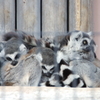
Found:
[42,64,54,73]
[6,52,19,61]
[36,53,43,62]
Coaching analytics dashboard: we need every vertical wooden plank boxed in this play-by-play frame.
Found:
[0,0,5,34]
[42,0,67,38]
[69,0,75,31]
[80,0,93,31]
[69,0,93,32]
[0,0,15,35]
[17,0,40,39]
[69,0,80,31]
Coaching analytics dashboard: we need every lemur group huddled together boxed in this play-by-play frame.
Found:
[0,30,100,87]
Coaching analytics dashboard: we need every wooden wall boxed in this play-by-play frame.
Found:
[0,0,93,38]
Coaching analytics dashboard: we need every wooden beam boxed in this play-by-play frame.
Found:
[0,87,100,100]
[17,0,40,38]
[42,0,67,38]
[0,0,15,34]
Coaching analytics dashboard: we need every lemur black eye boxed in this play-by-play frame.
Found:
[50,67,54,71]
[15,54,20,59]
[75,38,78,41]
[6,57,12,61]
[82,40,88,45]
[42,66,46,70]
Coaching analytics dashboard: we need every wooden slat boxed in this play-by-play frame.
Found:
[69,0,76,31]
[69,0,81,31]
[42,0,67,38]
[80,0,93,31]
[0,87,100,100]
[17,0,40,38]
[69,0,93,32]
[0,0,15,35]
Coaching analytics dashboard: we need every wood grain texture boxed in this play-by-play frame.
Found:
[75,0,81,30]
[0,87,100,100]
[17,0,40,38]
[69,0,93,32]
[80,0,93,31]
[0,0,15,34]
[42,0,67,38]
[69,0,81,31]
[69,0,76,31]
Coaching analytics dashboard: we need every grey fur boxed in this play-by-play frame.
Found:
[70,60,100,87]
[0,54,42,86]
[31,47,56,85]
[0,33,42,86]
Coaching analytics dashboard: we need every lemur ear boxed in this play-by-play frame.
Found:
[19,44,27,54]
[70,31,82,41]
[76,31,83,38]
[87,32,93,39]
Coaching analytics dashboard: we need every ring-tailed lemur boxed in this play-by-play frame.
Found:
[0,51,42,86]
[57,30,96,63]
[0,30,98,87]
[41,30,98,87]
[42,31,96,63]
[27,47,56,86]
[0,31,42,86]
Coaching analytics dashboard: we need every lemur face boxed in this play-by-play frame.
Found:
[5,52,21,66]
[4,44,27,66]
[68,31,96,53]
[60,31,96,53]
[42,64,55,77]
[57,31,96,62]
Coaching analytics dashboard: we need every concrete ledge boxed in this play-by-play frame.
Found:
[0,87,100,100]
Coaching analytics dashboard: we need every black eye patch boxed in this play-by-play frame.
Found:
[75,38,78,41]
[6,57,12,61]
[15,54,20,59]
[50,67,54,71]
[42,66,46,70]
